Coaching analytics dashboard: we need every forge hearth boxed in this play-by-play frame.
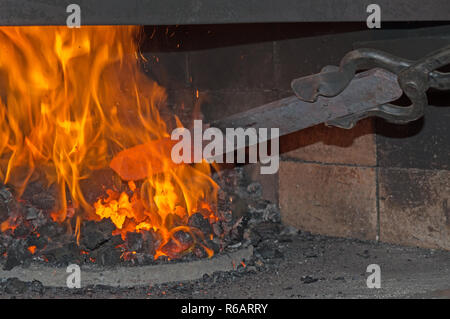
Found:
[0,26,240,268]
[0,25,283,277]
[0,164,282,271]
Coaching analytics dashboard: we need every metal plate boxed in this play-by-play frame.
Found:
[0,0,449,26]
[211,68,402,148]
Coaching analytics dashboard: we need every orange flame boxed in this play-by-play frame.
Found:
[28,246,37,255]
[0,26,218,259]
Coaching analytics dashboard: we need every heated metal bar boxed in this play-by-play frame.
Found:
[210,68,402,151]
[0,0,449,26]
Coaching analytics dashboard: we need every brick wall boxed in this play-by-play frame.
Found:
[142,23,450,250]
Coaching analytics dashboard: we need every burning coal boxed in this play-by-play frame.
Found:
[0,26,218,260]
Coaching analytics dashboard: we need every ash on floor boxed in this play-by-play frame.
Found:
[1,230,449,299]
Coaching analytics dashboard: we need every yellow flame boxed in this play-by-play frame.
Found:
[0,26,218,259]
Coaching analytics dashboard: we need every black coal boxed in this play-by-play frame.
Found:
[0,167,282,270]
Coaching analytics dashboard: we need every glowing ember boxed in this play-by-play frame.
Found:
[0,26,218,260]
[0,219,17,232]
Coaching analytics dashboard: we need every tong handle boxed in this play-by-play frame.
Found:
[291,45,450,128]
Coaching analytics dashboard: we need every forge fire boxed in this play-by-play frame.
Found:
[0,26,220,263]
[0,0,448,302]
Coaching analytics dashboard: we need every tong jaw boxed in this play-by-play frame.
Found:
[291,45,450,129]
